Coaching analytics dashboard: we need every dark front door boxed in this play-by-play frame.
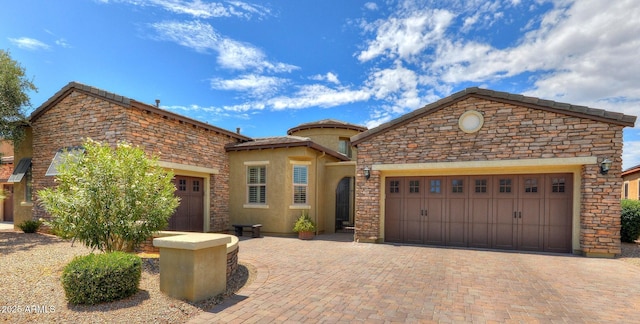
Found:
[169,176,204,232]
[3,184,13,222]
[335,177,353,229]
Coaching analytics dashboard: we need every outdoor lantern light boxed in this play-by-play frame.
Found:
[364,166,370,180]
[600,158,612,175]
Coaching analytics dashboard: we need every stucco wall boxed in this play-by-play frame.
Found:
[11,127,33,227]
[228,146,347,234]
[355,96,625,255]
[289,127,361,158]
[324,162,356,233]
[622,172,640,200]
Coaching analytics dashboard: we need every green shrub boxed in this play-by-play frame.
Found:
[61,252,142,305]
[17,219,41,233]
[621,199,640,243]
[39,139,179,252]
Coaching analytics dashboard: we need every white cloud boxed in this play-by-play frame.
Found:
[354,0,640,129]
[623,137,640,171]
[8,37,50,51]
[364,2,378,11]
[151,20,298,72]
[217,37,298,73]
[365,63,424,114]
[268,85,371,110]
[210,74,287,97]
[357,8,455,62]
[310,72,340,85]
[104,0,270,19]
[55,38,71,48]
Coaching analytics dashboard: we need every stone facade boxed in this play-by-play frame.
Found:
[353,90,633,256]
[27,83,247,232]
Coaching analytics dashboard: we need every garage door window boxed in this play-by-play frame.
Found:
[451,179,464,193]
[499,179,512,193]
[409,180,420,193]
[390,180,400,193]
[430,180,441,193]
[524,178,538,193]
[552,177,566,193]
[475,179,487,193]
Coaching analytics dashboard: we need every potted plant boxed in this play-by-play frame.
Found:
[293,211,316,240]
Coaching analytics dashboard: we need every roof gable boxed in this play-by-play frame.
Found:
[30,81,252,142]
[352,87,637,145]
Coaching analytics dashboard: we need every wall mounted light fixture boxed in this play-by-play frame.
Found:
[364,166,370,180]
[600,158,612,175]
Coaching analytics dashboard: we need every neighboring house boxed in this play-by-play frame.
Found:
[352,87,636,258]
[0,140,14,222]
[225,119,366,234]
[10,82,251,232]
[621,165,640,200]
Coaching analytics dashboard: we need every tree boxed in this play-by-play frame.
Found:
[39,138,180,252]
[0,49,36,142]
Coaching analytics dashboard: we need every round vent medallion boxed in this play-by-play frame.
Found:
[458,110,484,133]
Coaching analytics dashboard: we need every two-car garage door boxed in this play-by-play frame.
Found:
[384,174,573,253]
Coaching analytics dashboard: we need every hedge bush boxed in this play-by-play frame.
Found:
[61,252,142,305]
[621,199,640,243]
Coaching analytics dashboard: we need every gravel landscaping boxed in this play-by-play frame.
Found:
[2,228,640,323]
[0,230,253,324]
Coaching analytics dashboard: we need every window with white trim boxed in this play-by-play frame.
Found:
[247,166,266,204]
[293,165,308,204]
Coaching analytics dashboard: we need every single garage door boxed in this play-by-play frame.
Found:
[385,174,573,253]
[169,175,204,232]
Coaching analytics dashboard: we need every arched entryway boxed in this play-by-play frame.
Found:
[335,177,354,230]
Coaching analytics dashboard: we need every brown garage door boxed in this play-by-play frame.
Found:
[168,176,204,232]
[385,174,573,253]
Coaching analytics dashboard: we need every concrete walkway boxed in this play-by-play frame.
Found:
[190,234,640,323]
[0,221,14,231]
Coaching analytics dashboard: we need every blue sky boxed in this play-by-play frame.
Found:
[2,0,640,168]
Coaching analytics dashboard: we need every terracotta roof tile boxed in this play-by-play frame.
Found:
[226,136,350,161]
[287,119,367,135]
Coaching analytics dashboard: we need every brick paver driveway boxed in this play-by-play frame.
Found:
[191,234,640,323]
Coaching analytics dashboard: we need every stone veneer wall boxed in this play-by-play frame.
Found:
[31,90,238,232]
[355,96,624,255]
[123,104,234,232]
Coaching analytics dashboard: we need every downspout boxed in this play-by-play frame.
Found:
[315,151,325,235]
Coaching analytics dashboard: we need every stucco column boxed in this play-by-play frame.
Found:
[153,233,231,302]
